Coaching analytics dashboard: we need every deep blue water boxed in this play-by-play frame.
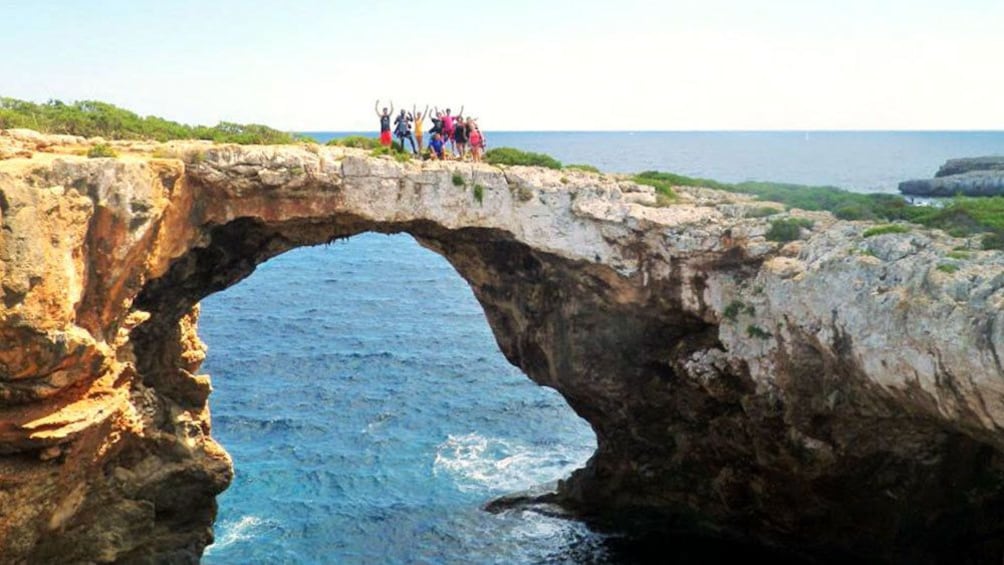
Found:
[201,132,1004,564]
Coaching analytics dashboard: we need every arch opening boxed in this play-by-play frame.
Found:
[195,233,598,562]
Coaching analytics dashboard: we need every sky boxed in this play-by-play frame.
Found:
[1,0,1002,131]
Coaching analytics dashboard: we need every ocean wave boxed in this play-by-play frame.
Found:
[432,433,589,494]
[204,515,275,554]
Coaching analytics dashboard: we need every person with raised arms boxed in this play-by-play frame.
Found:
[412,104,429,152]
[393,109,417,154]
[374,100,394,147]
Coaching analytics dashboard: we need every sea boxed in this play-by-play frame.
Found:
[200,132,1004,564]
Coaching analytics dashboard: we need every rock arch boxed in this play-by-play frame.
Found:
[1,135,1003,562]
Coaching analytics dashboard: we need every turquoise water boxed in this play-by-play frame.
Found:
[201,132,1004,564]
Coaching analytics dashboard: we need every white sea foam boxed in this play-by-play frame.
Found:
[204,515,271,554]
[433,432,590,493]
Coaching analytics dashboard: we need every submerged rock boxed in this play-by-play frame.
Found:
[1,131,1003,563]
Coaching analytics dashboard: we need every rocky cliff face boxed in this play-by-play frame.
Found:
[900,155,1004,197]
[1,129,1003,563]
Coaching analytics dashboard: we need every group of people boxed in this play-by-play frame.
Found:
[374,100,485,162]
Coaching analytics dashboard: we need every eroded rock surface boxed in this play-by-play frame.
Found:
[1,130,1003,563]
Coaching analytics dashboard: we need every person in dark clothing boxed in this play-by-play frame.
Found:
[393,109,417,154]
[452,115,468,160]
[428,111,443,139]
[374,100,393,147]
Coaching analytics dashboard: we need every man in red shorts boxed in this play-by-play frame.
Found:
[374,100,393,147]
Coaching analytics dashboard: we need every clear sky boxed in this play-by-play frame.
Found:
[1,0,1002,131]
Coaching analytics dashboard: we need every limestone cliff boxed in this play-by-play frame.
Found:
[1,129,1003,563]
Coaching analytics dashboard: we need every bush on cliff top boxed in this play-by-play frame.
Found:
[0,97,300,144]
[485,147,562,169]
[326,135,382,150]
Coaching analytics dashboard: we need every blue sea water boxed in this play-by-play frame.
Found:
[201,132,1004,564]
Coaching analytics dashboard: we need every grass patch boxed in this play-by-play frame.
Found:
[0,96,299,144]
[936,263,960,274]
[565,163,600,173]
[326,135,382,149]
[636,170,731,191]
[632,175,678,201]
[766,218,813,242]
[473,184,485,204]
[946,250,971,260]
[370,146,411,162]
[746,325,771,339]
[86,143,117,158]
[745,206,783,218]
[863,224,911,238]
[452,172,465,187]
[484,147,562,169]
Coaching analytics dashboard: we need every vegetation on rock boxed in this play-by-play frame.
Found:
[639,169,1004,250]
[863,224,911,238]
[766,218,814,242]
[86,143,117,158]
[485,147,562,169]
[326,135,381,149]
[565,163,600,173]
[0,96,300,144]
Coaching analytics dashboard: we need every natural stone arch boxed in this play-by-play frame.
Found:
[2,134,1003,563]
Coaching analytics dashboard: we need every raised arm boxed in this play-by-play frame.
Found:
[458,105,464,117]
[389,101,394,115]
[423,105,429,122]
[374,99,381,117]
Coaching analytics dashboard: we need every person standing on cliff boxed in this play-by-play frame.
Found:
[393,109,417,154]
[375,100,394,147]
[453,115,469,160]
[439,106,463,154]
[412,104,429,152]
[467,118,484,162]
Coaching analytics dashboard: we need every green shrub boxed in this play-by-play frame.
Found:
[636,170,731,191]
[370,146,411,162]
[326,135,381,149]
[766,218,813,242]
[0,96,297,144]
[863,224,910,238]
[473,184,485,204]
[745,206,782,218]
[946,250,971,260]
[632,175,677,200]
[565,163,600,173]
[560,176,569,184]
[936,263,960,274]
[484,147,562,169]
[87,143,117,158]
[746,325,771,339]
[983,232,1004,250]
[452,172,464,186]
